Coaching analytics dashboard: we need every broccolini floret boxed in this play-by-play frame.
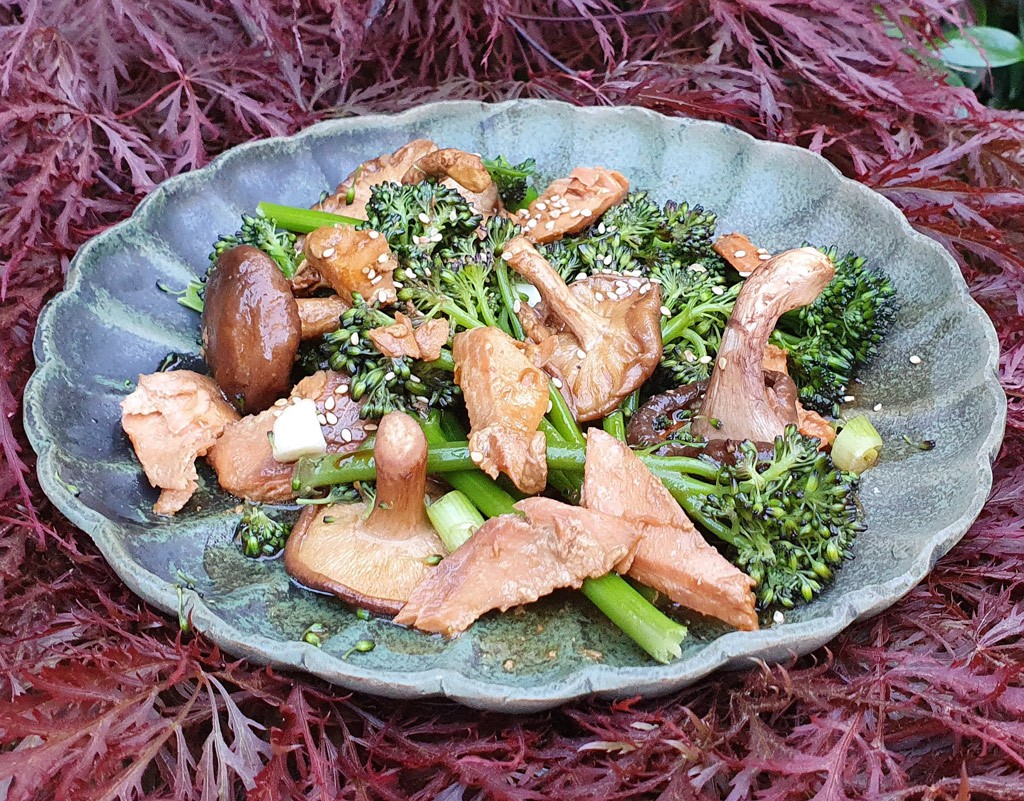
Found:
[483,155,538,211]
[236,501,292,558]
[210,212,303,279]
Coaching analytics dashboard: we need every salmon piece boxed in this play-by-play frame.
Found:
[317,139,439,221]
[206,371,369,503]
[453,327,549,494]
[296,295,348,339]
[369,312,449,362]
[519,167,629,244]
[121,371,239,516]
[303,227,398,307]
[395,497,641,635]
[713,233,771,275]
[582,429,759,631]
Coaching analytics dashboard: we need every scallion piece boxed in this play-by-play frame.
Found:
[832,414,883,473]
[427,490,486,553]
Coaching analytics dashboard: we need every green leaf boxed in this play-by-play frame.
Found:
[939,26,1024,69]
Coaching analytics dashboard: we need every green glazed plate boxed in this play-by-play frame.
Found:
[25,100,1006,711]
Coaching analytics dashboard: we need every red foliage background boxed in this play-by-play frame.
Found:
[2,1,1024,798]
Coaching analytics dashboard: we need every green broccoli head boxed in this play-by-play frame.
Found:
[236,501,292,558]
[482,155,538,211]
[211,212,302,279]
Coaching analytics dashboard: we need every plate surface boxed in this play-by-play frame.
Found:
[25,100,1006,711]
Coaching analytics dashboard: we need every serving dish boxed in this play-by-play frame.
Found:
[24,100,1006,711]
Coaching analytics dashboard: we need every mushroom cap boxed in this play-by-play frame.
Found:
[284,503,445,615]
[202,245,301,413]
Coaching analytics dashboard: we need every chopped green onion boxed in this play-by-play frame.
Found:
[427,490,486,552]
[832,415,883,473]
[257,201,363,233]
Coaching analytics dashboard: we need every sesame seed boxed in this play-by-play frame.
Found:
[513,299,521,313]
[552,377,563,389]
[325,412,338,425]
[368,230,380,239]
[547,400,553,413]
[597,223,606,234]
[551,194,560,201]
[639,284,650,295]
[698,355,713,364]
[773,611,785,625]
[843,394,856,402]
[570,210,581,218]
[603,254,613,266]
[341,428,353,442]
[873,403,883,411]
[758,253,771,261]
[660,305,671,316]
[576,272,588,281]
[418,212,431,224]
[527,219,537,229]
[367,268,376,279]
[518,208,529,218]
[470,450,484,463]
[738,271,751,278]
[423,266,432,277]
[349,332,359,346]
[317,414,328,426]
[684,349,696,362]
[409,375,421,383]
[909,355,922,364]
[719,357,728,369]
[371,275,382,284]
[595,292,604,302]
[335,384,349,395]
[734,250,747,258]
[274,398,288,407]
[581,208,592,217]
[321,247,336,258]
[551,210,561,219]
[576,348,587,359]
[545,221,555,231]
[449,210,457,222]
[431,232,443,243]
[272,410,282,418]
[711,286,725,296]
[536,202,547,211]
[324,396,336,411]
[384,371,395,381]
[377,253,388,263]
[364,423,377,431]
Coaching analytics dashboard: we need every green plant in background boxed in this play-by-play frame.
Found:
[938,1,1024,107]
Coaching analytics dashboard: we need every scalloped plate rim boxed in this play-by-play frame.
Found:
[24,99,1006,711]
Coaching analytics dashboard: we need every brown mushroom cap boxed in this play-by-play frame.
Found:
[283,412,444,614]
[202,245,301,413]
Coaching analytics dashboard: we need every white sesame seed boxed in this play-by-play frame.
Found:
[449,210,457,222]
[350,332,359,346]
[470,450,484,463]
[371,275,382,284]
[737,271,751,278]
[418,213,431,224]
[711,286,725,296]
[364,423,377,431]
[325,412,338,425]
[412,235,421,246]
[321,247,336,258]
[513,299,521,313]
[377,253,388,263]
[639,284,650,295]
[409,375,421,383]
[660,305,671,316]
[910,355,922,364]
[518,208,529,218]
[843,395,856,402]
[551,210,561,219]
[576,348,587,359]
[335,384,349,395]
[733,250,747,258]
[773,610,785,625]
[576,272,588,282]
[581,208,592,217]
[431,232,443,243]
[594,292,604,302]
[547,400,553,413]
[341,428,353,442]
[552,377,563,389]
[603,254,613,266]
[272,410,282,418]
[324,396,336,411]
[274,398,288,407]
[527,219,537,229]
[423,266,432,277]
[500,251,514,262]
[367,268,376,279]
[597,223,606,235]
[570,210,580,218]
[536,202,547,211]
[368,230,380,239]
[719,357,728,369]
[698,355,713,364]
[873,403,883,411]
[384,371,395,381]
[684,349,696,363]
[758,253,771,261]
[317,414,328,426]
[544,221,555,231]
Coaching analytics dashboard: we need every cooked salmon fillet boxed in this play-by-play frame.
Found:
[582,429,759,631]
[121,371,239,515]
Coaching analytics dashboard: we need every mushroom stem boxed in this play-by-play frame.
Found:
[692,247,835,443]
[365,412,430,535]
[504,237,606,352]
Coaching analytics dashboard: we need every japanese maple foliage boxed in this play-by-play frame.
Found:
[2,0,1024,798]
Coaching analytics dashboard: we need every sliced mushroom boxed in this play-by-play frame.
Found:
[691,247,834,443]
[284,412,445,615]
[505,236,663,422]
[394,496,642,636]
[758,344,836,447]
[296,295,349,339]
[202,245,301,413]
[401,148,502,217]
[713,232,771,275]
[207,371,369,503]
[121,371,239,515]
[453,326,549,494]
[518,167,629,244]
[303,226,398,307]
[317,139,439,220]
[368,312,450,361]
[582,429,758,631]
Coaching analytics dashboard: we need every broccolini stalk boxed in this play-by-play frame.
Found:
[256,202,363,232]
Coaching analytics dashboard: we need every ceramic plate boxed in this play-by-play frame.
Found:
[25,100,1006,711]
